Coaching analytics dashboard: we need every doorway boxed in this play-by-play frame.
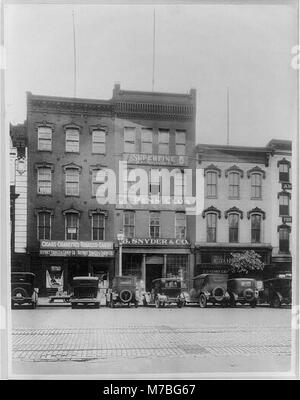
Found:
[146,264,163,292]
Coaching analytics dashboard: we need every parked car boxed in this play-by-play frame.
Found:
[106,275,139,308]
[11,272,38,309]
[186,273,229,308]
[227,278,258,308]
[143,277,186,308]
[261,277,292,308]
[70,276,100,309]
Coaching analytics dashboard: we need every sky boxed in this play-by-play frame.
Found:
[4,2,298,146]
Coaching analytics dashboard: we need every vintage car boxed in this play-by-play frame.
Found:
[227,278,258,308]
[143,278,186,308]
[106,275,139,308]
[186,273,229,308]
[261,277,292,308]
[11,272,38,309]
[70,276,100,308]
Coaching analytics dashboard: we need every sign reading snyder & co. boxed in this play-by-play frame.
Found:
[120,238,190,246]
[40,240,114,257]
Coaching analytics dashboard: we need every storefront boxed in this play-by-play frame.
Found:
[39,240,115,295]
[119,238,192,292]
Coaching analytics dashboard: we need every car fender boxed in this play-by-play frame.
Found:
[157,294,167,302]
[275,291,283,302]
[230,292,238,301]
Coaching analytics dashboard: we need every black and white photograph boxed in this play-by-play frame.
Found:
[0,0,299,381]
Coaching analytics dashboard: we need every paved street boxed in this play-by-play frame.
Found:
[11,306,292,377]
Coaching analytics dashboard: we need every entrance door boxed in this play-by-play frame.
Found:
[146,264,163,292]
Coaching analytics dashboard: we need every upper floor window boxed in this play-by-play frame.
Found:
[251,214,261,243]
[206,171,217,198]
[174,170,184,199]
[65,128,79,152]
[278,159,291,182]
[158,129,169,154]
[124,211,135,238]
[65,212,79,240]
[279,192,290,216]
[37,211,51,240]
[141,128,153,154]
[228,172,240,199]
[251,173,262,199]
[38,127,52,151]
[206,213,217,243]
[175,130,186,155]
[228,213,239,243]
[91,169,105,197]
[175,212,186,239]
[65,168,80,196]
[124,127,136,153]
[278,225,290,253]
[149,211,160,238]
[37,167,52,195]
[92,129,106,154]
[91,213,105,240]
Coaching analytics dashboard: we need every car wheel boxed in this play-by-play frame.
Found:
[199,294,207,308]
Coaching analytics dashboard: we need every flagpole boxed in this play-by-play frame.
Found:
[226,87,230,145]
[152,9,156,92]
[72,10,77,98]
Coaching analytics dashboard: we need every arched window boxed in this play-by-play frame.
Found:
[206,213,217,243]
[247,207,265,243]
[63,209,81,240]
[228,214,239,243]
[36,165,53,195]
[63,163,81,196]
[36,209,53,240]
[89,210,107,241]
[251,173,262,199]
[278,192,290,216]
[278,225,291,253]
[228,172,240,199]
[38,126,52,151]
[65,126,80,153]
[278,159,291,183]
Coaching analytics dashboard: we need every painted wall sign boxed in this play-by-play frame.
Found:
[123,153,188,166]
[282,216,292,223]
[282,183,292,190]
[40,249,114,258]
[40,240,114,250]
[120,238,190,246]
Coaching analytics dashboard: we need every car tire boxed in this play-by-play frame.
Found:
[199,294,207,308]
[12,287,28,299]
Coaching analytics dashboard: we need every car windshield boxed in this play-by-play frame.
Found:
[165,281,179,288]
[119,278,133,285]
[210,276,226,284]
[240,281,253,287]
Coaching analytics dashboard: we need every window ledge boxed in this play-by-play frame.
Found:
[36,193,52,197]
[64,151,80,155]
[65,195,80,198]
[228,197,240,200]
[251,197,262,201]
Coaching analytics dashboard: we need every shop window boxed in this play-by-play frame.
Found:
[92,129,106,154]
[92,169,106,196]
[65,128,79,152]
[206,171,217,198]
[158,129,169,154]
[124,127,136,153]
[37,211,51,240]
[251,173,262,199]
[141,128,153,154]
[279,226,290,253]
[149,211,160,238]
[37,167,52,195]
[175,130,186,155]
[38,127,52,151]
[175,212,186,239]
[206,213,217,243]
[228,213,239,243]
[228,172,240,198]
[124,211,135,238]
[279,193,290,216]
[65,212,79,240]
[65,168,80,196]
[166,255,187,281]
[251,214,261,243]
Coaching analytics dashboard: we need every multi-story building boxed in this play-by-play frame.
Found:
[195,140,292,283]
[21,84,196,295]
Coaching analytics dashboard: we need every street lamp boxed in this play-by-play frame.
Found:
[117,233,124,276]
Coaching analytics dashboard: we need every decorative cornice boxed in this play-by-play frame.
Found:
[202,206,222,219]
[278,191,291,199]
[224,206,244,219]
[225,165,244,178]
[247,166,266,179]
[88,209,108,218]
[62,162,82,173]
[34,162,54,172]
[62,207,82,216]
[89,164,107,174]
[277,224,291,232]
[35,121,56,133]
[204,164,221,177]
[63,122,83,132]
[34,207,54,216]
[277,158,291,168]
[247,207,266,220]
[89,125,108,134]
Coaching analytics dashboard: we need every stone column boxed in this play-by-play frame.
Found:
[141,254,146,291]
[163,254,167,278]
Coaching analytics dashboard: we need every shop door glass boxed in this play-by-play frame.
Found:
[146,264,162,292]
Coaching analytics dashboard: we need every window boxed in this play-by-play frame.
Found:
[150,212,160,238]
[91,213,105,240]
[279,227,290,253]
[158,129,169,154]
[65,168,80,196]
[124,127,136,153]
[251,214,261,243]
[175,130,186,155]
[175,213,186,239]
[167,255,188,280]
[207,213,217,243]
[37,212,51,240]
[65,213,79,240]
[92,169,104,196]
[251,173,262,199]
[279,163,290,182]
[229,214,239,243]
[141,128,153,154]
[37,167,52,195]
[38,127,52,151]
[279,193,290,216]
[124,211,135,238]
[65,128,79,152]
[206,171,217,198]
[174,171,184,200]
[229,172,240,198]
[149,170,161,197]
[92,130,106,154]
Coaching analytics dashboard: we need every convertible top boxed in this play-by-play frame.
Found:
[73,276,99,282]
[193,273,227,280]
